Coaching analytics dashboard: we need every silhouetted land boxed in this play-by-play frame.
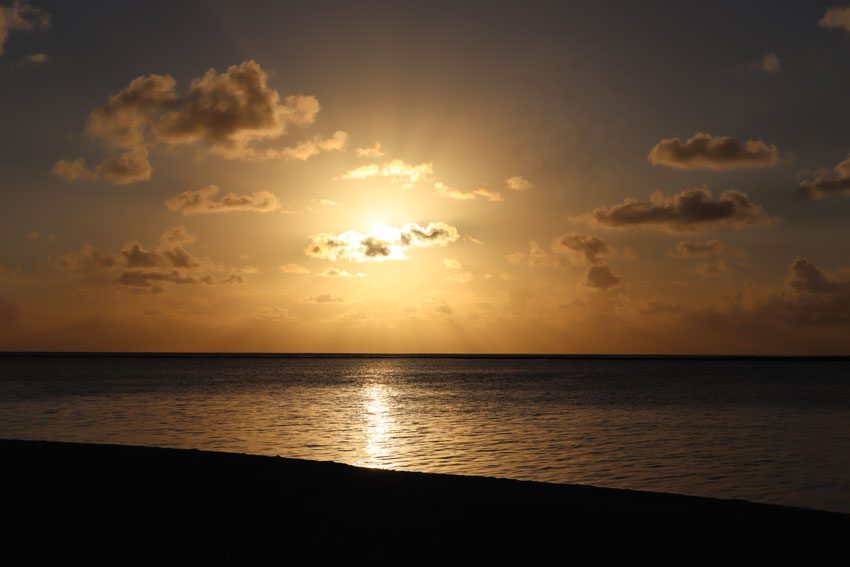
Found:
[2,440,848,565]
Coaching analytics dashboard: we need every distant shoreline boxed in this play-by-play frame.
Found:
[2,351,850,361]
[1,439,847,564]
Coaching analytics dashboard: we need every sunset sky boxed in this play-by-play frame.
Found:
[3,1,850,353]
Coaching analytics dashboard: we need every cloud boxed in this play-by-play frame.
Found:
[787,257,850,294]
[508,234,615,279]
[51,159,97,182]
[820,5,850,32]
[0,0,49,56]
[54,60,332,184]
[121,241,200,269]
[221,273,246,285]
[279,263,310,274]
[23,51,46,64]
[648,133,782,170]
[443,258,473,283]
[95,149,153,184]
[505,175,532,191]
[797,154,850,199]
[694,259,728,278]
[165,185,282,215]
[53,227,223,294]
[691,258,850,336]
[113,229,213,292]
[668,240,730,258]
[445,272,474,283]
[305,222,459,263]
[433,182,502,203]
[341,159,433,189]
[356,142,384,158]
[581,188,777,233]
[555,233,612,265]
[507,241,565,269]
[318,267,366,278]
[53,244,119,270]
[52,150,153,185]
[753,52,781,73]
[639,298,680,316]
[246,130,348,161]
[311,294,343,303]
[115,269,213,290]
[158,225,196,247]
[585,264,621,290]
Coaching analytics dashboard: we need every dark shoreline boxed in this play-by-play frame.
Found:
[2,351,850,361]
[2,440,847,565]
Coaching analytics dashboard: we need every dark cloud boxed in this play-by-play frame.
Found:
[95,149,153,184]
[585,264,621,290]
[115,270,213,288]
[648,133,781,170]
[668,240,729,258]
[165,185,282,215]
[688,258,850,336]
[54,60,336,184]
[153,61,318,155]
[312,294,343,303]
[121,242,162,268]
[797,155,850,199]
[53,150,153,185]
[787,257,850,294]
[555,233,611,264]
[583,188,777,233]
[54,228,219,293]
[362,237,391,258]
[163,247,200,269]
[121,242,199,269]
[399,223,459,246]
[0,0,49,56]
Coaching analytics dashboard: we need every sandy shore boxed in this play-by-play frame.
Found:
[1,439,847,565]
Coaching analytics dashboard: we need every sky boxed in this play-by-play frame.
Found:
[2,0,850,354]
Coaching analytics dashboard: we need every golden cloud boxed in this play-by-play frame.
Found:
[433,182,503,203]
[305,222,460,263]
[165,185,282,215]
[341,159,433,189]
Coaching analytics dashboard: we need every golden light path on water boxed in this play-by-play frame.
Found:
[357,383,395,468]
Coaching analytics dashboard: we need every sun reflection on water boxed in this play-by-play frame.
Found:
[357,384,394,468]
[361,384,394,467]
[354,363,400,469]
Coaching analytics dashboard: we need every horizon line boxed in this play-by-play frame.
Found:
[1,351,849,360]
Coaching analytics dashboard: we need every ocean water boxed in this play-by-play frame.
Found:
[1,356,849,513]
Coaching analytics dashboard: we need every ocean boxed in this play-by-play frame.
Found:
[1,355,848,513]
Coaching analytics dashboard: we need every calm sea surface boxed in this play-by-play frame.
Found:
[1,356,849,513]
